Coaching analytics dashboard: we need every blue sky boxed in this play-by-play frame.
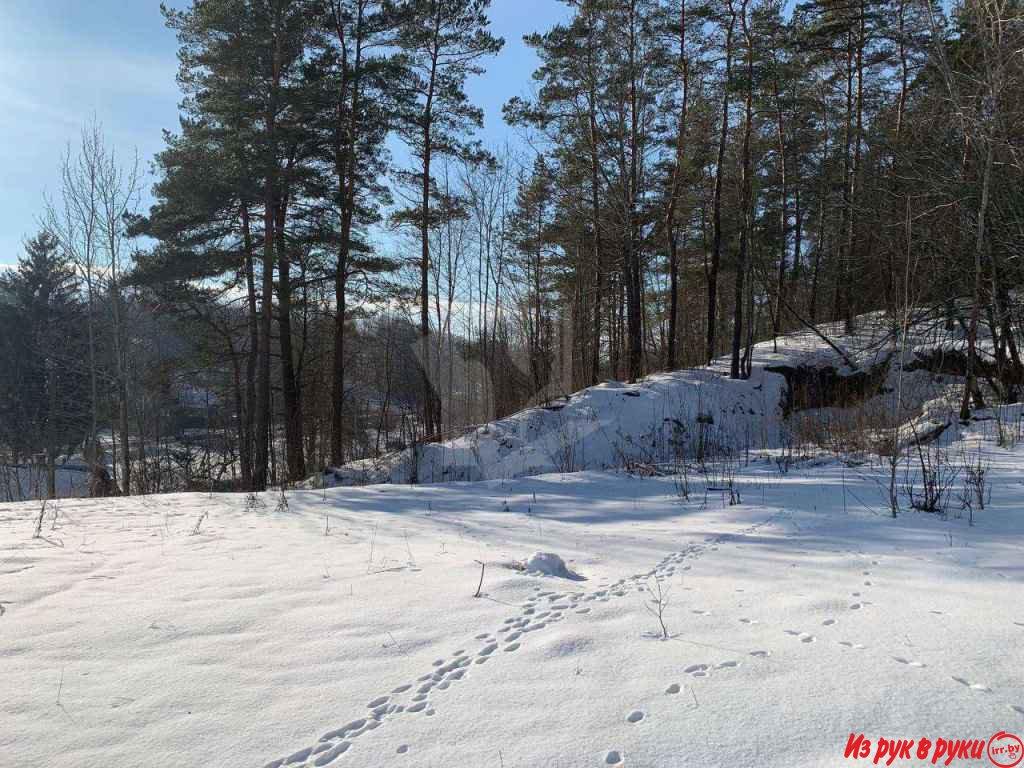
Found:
[0,0,569,268]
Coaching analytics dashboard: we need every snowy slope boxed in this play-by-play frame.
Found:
[2,418,1023,768]
[329,312,969,487]
[331,366,789,485]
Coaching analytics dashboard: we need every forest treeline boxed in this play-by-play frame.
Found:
[1,0,1022,497]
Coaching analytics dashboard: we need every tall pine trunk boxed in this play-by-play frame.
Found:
[708,4,736,364]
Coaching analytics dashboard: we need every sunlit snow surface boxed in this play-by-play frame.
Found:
[2,415,1023,767]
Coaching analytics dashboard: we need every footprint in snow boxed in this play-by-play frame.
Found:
[715,660,740,669]
[892,656,926,668]
[951,676,991,692]
[626,710,645,723]
[1010,705,1024,716]
[685,663,709,677]
[822,619,837,626]
[604,750,624,765]
[397,745,409,755]
[838,641,866,650]
[666,683,681,694]
[739,618,759,625]
[784,629,816,643]
[849,603,862,610]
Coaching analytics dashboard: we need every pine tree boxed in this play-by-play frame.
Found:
[0,233,86,498]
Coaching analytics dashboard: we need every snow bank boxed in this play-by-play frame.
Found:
[322,311,979,487]
[328,366,788,486]
[523,552,580,579]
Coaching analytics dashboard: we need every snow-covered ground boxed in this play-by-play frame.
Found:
[2,416,1022,768]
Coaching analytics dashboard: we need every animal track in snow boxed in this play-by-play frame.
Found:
[685,663,709,677]
[312,741,350,766]
[259,510,781,767]
[951,676,991,692]
[892,656,926,668]
[785,629,816,643]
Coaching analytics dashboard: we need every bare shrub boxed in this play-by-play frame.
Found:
[698,432,741,505]
[274,484,290,513]
[789,404,903,457]
[644,575,671,640]
[904,442,959,513]
[552,414,580,474]
[994,407,1023,449]
[957,447,990,525]
[33,498,48,538]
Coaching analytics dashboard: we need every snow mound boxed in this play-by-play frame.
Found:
[523,552,580,580]
[324,366,787,486]
[320,310,973,488]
